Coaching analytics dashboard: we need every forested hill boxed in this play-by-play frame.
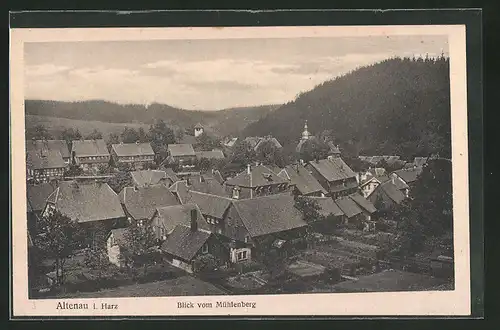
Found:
[24,100,278,137]
[241,57,451,160]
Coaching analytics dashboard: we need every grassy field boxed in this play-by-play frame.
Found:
[26,115,150,139]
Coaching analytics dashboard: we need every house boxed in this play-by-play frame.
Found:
[244,136,283,152]
[26,149,66,183]
[162,144,197,170]
[130,169,170,188]
[111,142,155,169]
[368,180,406,211]
[71,139,110,173]
[119,184,179,223]
[150,203,209,240]
[306,158,359,199]
[299,196,344,233]
[27,182,57,234]
[334,193,376,229]
[278,163,327,197]
[43,181,126,244]
[195,149,225,160]
[224,164,292,199]
[26,139,71,165]
[390,167,423,186]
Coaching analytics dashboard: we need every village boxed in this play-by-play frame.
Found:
[26,120,454,298]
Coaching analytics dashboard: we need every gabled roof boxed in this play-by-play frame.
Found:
[153,203,209,234]
[225,164,288,188]
[162,167,180,183]
[392,167,423,184]
[160,225,211,261]
[182,190,233,219]
[335,196,362,218]
[195,149,225,160]
[349,193,377,214]
[376,181,406,204]
[26,150,66,170]
[302,196,344,217]
[27,182,56,213]
[172,175,228,197]
[72,139,109,157]
[131,170,168,187]
[244,136,282,151]
[167,144,195,157]
[26,140,70,159]
[307,158,357,182]
[232,193,307,238]
[112,142,154,157]
[119,184,179,220]
[279,164,327,195]
[46,181,125,223]
[194,123,204,129]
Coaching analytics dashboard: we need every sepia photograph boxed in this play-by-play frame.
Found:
[10,23,473,317]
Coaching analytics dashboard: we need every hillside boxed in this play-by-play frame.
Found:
[24,100,278,137]
[241,57,451,160]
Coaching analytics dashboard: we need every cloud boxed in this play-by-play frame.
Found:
[25,64,70,77]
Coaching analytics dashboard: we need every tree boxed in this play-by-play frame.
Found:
[83,226,110,281]
[299,139,331,162]
[30,124,53,140]
[64,164,84,177]
[148,119,176,162]
[138,127,149,143]
[122,222,158,276]
[193,254,221,274]
[33,210,82,285]
[60,128,82,150]
[194,132,221,151]
[294,196,323,224]
[255,140,285,167]
[120,127,140,143]
[85,129,103,140]
[106,171,132,193]
[106,132,120,150]
[229,140,256,165]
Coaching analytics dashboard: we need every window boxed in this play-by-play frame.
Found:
[244,236,250,243]
[237,250,248,261]
[201,243,209,254]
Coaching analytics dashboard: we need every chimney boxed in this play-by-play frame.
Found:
[190,208,198,232]
[247,164,251,174]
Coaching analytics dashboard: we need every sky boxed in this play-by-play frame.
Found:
[24,35,448,110]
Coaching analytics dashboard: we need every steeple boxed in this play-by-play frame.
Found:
[301,120,311,140]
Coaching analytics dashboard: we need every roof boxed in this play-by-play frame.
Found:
[163,167,180,183]
[161,225,211,261]
[109,228,129,246]
[377,181,406,204]
[131,170,168,187]
[225,164,288,188]
[244,136,282,151]
[154,203,209,234]
[112,142,154,157]
[279,164,327,195]
[194,123,204,129]
[119,184,179,220]
[182,190,233,219]
[177,135,198,145]
[27,183,56,213]
[307,158,357,182]
[195,149,225,160]
[302,196,343,217]
[72,139,109,157]
[349,193,377,214]
[26,140,70,159]
[414,157,429,167]
[392,167,423,183]
[224,137,238,148]
[232,193,307,238]
[26,150,66,170]
[168,144,195,157]
[334,196,362,218]
[46,181,125,223]
[172,175,228,197]
[391,177,410,190]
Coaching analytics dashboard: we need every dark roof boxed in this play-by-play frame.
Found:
[349,193,377,214]
[161,225,211,261]
[225,164,288,188]
[154,203,209,234]
[112,142,154,157]
[27,183,56,213]
[308,158,357,182]
[392,168,422,183]
[378,181,406,204]
[302,196,343,217]
[26,150,66,170]
[232,193,307,238]
[335,196,362,218]
[119,184,179,220]
[46,181,125,223]
[195,149,225,160]
[72,139,109,157]
[131,170,168,187]
[182,190,233,219]
[26,140,70,159]
[279,164,327,195]
[168,144,195,157]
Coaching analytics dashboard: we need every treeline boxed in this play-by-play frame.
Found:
[241,56,451,160]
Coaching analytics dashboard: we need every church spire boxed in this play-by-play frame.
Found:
[301,120,311,140]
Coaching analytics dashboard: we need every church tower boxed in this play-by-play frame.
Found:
[194,123,204,137]
[301,120,311,141]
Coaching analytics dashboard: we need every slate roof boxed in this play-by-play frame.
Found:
[161,225,212,261]
[26,150,66,170]
[182,190,233,219]
[26,140,70,159]
[334,196,363,218]
[153,203,210,234]
[131,170,168,187]
[302,196,344,217]
[195,149,225,160]
[232,193,307,238]
[27,182,56,213]
[225,164,288,188]
[377,181,406,204]
[119,184,179,220]
[46,181,125,223]
[72,139,109,157]
[168,144,195,157]
[279,164,327,195]
[392,167,422,184]
[112,142,154,157]
[349,193,377,214]
[308,158,357,182]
